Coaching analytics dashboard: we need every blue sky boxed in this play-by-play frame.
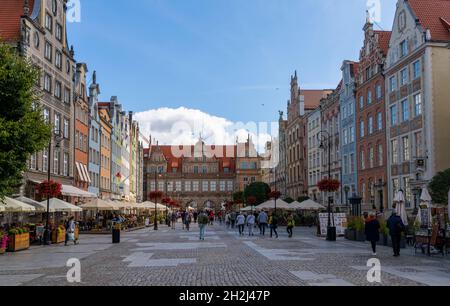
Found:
[67,0,397,145]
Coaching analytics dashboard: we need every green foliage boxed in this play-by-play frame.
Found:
[378,218,389,235]
[8,229,18,236]
[243,182,271,205]
[347,216,365,232]
[0,44,51,199]
[297,196,310,203]
[428,169,450,204]
[283,197,294,204]
[233,191,244,204]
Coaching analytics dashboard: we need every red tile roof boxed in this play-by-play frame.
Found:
[374,31,392,55]
[300,89,333,110]
[0,0,35,42]
[409,0,450,42]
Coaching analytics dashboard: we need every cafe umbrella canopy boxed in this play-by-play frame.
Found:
[394,190,408,226]
[255,199,291,211]
[38,198,83,213]
[80,198,119,211]
[0,197,36,212]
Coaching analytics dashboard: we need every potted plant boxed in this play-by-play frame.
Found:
[8,228,30,252]
[378,218,389,246]
[345,217,357,241]
[52,225,66,244]
[0,231,8,254]
[355,217,366,241]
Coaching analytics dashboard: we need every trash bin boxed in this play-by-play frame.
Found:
[112,223,121,244]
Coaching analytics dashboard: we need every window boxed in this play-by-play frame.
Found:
[368,116,374,134]
[220,181,226,192]
[414,132,422,157]
[389,76,397,93]
[43,148,48,172]
[376,84,382,99]
[56,23,62,42]
[359,96,364,110]
[210,181,217,192]
[400,40,407,57]
[401,100,409,122]
[30,152,37,170]
[378,144,384,166]
[360,121,365,138]
[54,113,60,135]
[66,59,71,74]
[184,181,191,192]
[390,105,398,125]
[350,153,355,173]
[64,118,70,139]
[64,87,70,104]
[360,150,366,170]
[402,136,410,161]
[404,177,411,207]
[202,166,207,174]
[343,129,348,145]
[413,60,421,79]
[44,41,52,61]
[193,166,199,174]
[343,155,348,174]
[349,126,355,143]
[369,147,374,168]
[392,178,399,194]
[175,181,182,192]
[193,181,199,192]
[367,90,372,104]
[392,139,399,164]
[227,181,234,191]
[45,13,53,32]
[55,81,62,99]
[414,94,422,116]
[55,51,62,69]
[53,149,59,174]
[377,112,383,130]
[43,108,50,123]
[202,181,208,192]
[44,74,52,92]
[400,68,408,86]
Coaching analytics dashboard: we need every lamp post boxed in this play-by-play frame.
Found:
[44,132,62,246]
[152,171,163,231]
[319,130,336,242]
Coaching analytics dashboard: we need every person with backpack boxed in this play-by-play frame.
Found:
[198,211,209,240]
[286,213,295,238]
[387,211,405,257]
[269,212,279,239]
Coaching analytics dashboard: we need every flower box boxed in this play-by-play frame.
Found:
[356,231,366,242]
[345,229,356,241]
[8,233,30,252]
[377,233,388,246]
[52,228,66,244]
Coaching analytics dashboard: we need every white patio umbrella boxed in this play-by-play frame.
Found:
[394,190,408,226]
[38,198,82,213]
[240,206,256,212]
[420,187,432,203]
[80,198,119,211]
[1,197,36,212]
[13,196,45,212]
[293,199,326,211]
[255,199,290,210]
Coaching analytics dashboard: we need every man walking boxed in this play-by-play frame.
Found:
[230,211,237,229]
[246,212,256,236]
[257,210,268,236]
[387,211,405,257]
[65,216,77,246]
[171,212,177,230]
[236,212,246,236]
[198,210,209,240]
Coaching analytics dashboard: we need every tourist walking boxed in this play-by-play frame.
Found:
[365,212,380,256]
[230,211,237,229]
[181,211,186,230]
[209,211,215,225]
[171,212,177,230]
[218,211,223,224]
[225,212,231,229]
[387,211,405,257]
[286,213,295,238]
[193,211,198,223]
[185,212,192,231]
[257,210,268,236]
[236,212,246,236]
[198,211,209,240]
[65,216,77,246]
[246,212,256,236]
[269,213,278,239]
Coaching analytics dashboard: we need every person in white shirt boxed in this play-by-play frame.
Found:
[236,212,246,236]
[246,213,256,236]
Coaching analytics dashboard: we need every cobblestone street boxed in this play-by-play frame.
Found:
[1,222,449,286]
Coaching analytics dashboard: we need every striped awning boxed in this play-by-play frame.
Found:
[75,162,91,183]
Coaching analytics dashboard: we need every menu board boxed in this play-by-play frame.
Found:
[319,213,348,236]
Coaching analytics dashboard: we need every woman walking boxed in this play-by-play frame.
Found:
[286,213,295,238]
[365,212,380,256]
[269,212,279,239]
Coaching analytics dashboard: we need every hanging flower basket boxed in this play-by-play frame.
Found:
[149,191,163,200]
[36,180,62,198]
[268,191,282,200]
[318,178,341,192]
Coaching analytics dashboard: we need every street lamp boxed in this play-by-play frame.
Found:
[319,130,336,242]
[44,131,63,246]
[151,171,163,231]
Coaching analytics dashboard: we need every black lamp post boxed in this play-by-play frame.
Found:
[319,130,336,242]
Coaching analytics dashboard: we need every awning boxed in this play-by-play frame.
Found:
[61,185,97,198]
[80,199,119,211]
[38,198,82,213]
[82,164,91,183]
[1,197,36,212]
[75,162,86,182]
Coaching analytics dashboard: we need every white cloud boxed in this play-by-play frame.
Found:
[134,107,276,153]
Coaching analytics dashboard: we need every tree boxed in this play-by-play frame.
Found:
[244,182,271,205]
[297,196,310,203]
[429,169,450,204]
[233,191,244,204]
[0,44,51,199]
[284,197,294,204]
